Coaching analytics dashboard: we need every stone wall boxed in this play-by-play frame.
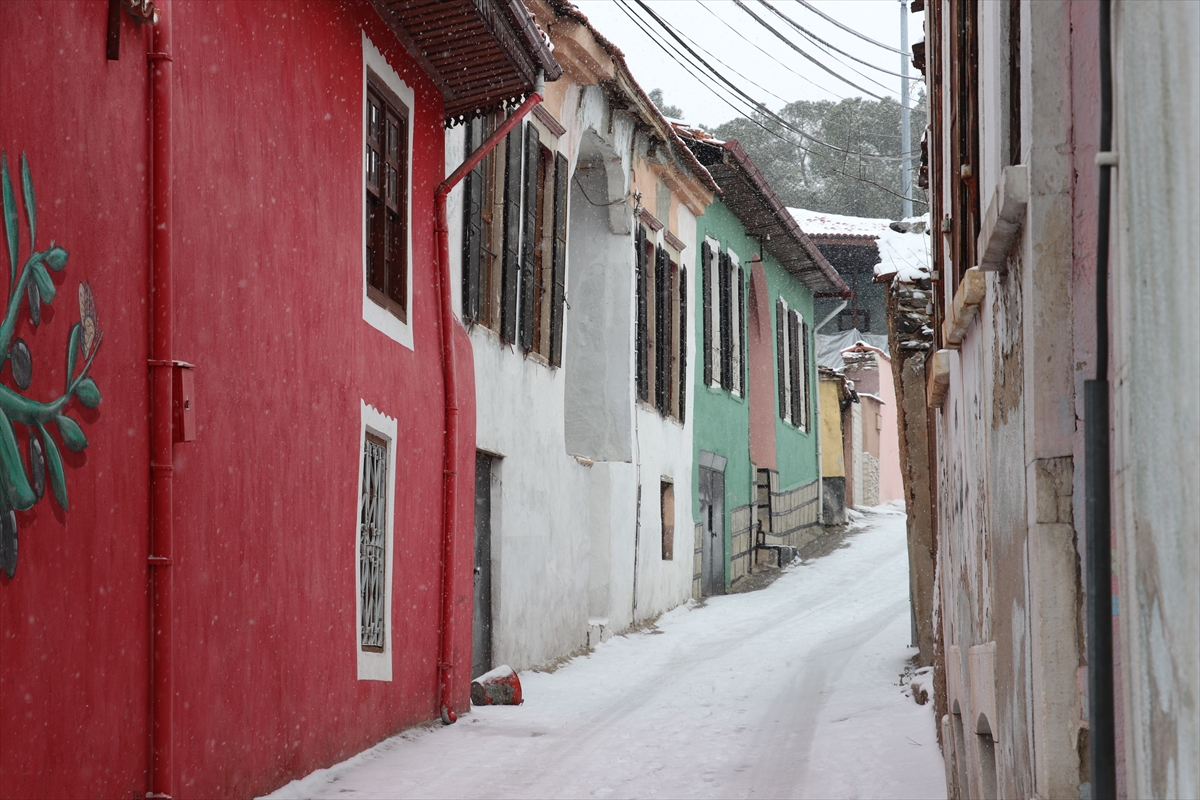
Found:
[883,276,939,671]
[729,505,754,584]
[756,469,822,551]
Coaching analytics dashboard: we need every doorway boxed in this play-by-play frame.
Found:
[698,464,726,597]
[472,452,495,679]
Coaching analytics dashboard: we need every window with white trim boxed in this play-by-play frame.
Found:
[362,34,415,351]
[701,239,745,396]
[775,299,811,431]
[356,401,397,681]
[635,226,687,420]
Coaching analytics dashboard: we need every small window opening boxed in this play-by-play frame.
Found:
[359,432,389,653]
[660,481,675,560]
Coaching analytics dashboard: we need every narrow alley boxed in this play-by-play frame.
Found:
[267,507,944,800]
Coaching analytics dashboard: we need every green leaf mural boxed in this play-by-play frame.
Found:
[0,153,102,579]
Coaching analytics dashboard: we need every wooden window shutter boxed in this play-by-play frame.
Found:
[719,252,732,391]
[776,299,787,421]
[801,319,812,430]
[635,226,648,403]
[549,153,569,367]
[462,119,484,324]
[519,124,540,351]
[701,243,713,387]
[678,265,688,422]
[500,123,523,345]
[737,266,746,395]
[655,246,670,413]
[789,310,802,425]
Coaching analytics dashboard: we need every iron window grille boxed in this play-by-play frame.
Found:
[359,432,389,652]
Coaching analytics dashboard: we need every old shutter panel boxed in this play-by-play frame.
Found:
[701,243,713,387]
[737,266,746,395]
[789,310,802,425]
[462,119,484,324]
[519,124,540,351]
[635,227,648,403]
[656,246,670,413]
[549,153,569,367]
[776,299,787,420]
[678,266,688,422]
[500,123,523,345]
[801,320,812,430]
[719,252,732,391]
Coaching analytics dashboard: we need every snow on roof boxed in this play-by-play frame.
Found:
[874,215,931,284]
[789,208,931,284]
[789,208,892,239]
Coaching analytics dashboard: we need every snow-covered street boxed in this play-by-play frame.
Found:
[266,507,945,800]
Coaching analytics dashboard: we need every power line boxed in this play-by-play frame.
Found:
[793,0,911,57]
[734,0,899,99]
[756,0,918,82]
[728,0,888,101]
[668,4,816,110]
[692,0,912,144]
[695,0,845,103]
[621,0,921,163]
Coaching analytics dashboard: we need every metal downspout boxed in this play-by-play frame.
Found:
[147,2,175,796]
[1086,1,1116,796]
[433,79,543,724]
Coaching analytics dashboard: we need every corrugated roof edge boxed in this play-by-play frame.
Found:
[545,0,721,197]
[709,136,849,296]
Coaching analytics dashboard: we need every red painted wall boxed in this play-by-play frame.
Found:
[748,260,776,469]
[0,2,476,798]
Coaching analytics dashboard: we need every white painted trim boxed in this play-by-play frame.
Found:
[778,296,792,422]
[705,236,722,388]
[727,247,742,397]
[362,32,415,351]
[355,400,398,681]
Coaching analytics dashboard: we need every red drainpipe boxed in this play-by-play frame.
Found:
[147,3,175,796]
[433,78,543,724]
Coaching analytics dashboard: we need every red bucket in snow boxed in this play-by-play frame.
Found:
[470,665,523,706]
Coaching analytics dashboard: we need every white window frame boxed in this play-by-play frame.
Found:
[355,400,398,681]
[362,32,415,351]
[706,236,722,388]
[794,308,809,432]
[727,247,742,397]
[779,297,792,423]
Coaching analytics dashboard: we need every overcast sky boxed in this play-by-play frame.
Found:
[573,0,925,129]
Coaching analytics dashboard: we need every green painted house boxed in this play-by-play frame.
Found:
[678,132,850,596]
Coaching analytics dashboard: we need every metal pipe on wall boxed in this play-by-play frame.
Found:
[147,1,175,795]
[433,77,543,724]
[1085,0,1116,796]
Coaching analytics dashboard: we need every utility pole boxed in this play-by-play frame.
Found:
[899,0,913,219]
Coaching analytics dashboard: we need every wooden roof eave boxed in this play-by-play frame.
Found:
[707,142,848,296]
[374,0,562,123]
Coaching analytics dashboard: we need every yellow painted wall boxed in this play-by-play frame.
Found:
[820,378,845,477]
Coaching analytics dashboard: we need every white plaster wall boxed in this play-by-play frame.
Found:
[564,136,634,462]
[1112,5,1200,797]
[473,327,594,670]
[628,207,698,623]
[462,80,697,670]
[933,6,1084,799]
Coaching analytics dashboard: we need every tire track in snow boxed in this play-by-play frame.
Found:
[264,508,943,800]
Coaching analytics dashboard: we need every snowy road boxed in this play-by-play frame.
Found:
[267,507,946,800]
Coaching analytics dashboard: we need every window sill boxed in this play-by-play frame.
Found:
[367,286,407,324]
[705,383,746,403]
[636,400,684,426]
[942,267,986,348]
